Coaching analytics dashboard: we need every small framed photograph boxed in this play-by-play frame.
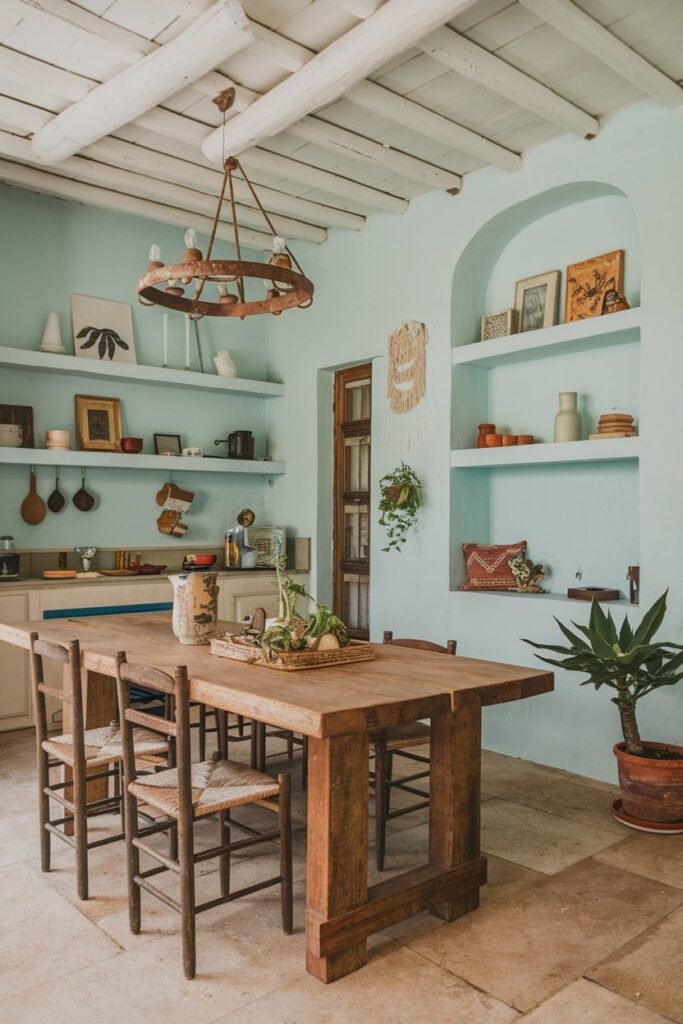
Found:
[154,433,182,456]
[480,309,518,342]
[565,249,624,322]
[248,527,287,566]
[71,294,137,363]
[514,271,560,332]
[75,395,122,451]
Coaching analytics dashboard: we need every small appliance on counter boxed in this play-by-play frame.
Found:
[214,430,255,460]
[0,536,20,579]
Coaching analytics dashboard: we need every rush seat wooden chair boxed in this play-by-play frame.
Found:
[29,632,169,900]
[114,653,293,980]
[371,630,457,871]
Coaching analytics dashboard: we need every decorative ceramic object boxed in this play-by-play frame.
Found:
[170,571,219,645]
[46,429,70,450]
[508,554,545,593]
[120,437,143,453]
[39,311,66,354]
[554,392,581,442]
[213,350,237,377]
[0,424,23,447]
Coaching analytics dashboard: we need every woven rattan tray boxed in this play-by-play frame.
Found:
[210,636,374,671]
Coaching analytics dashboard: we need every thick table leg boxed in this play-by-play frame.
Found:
[429,697,484,922]
[306,732,369,983]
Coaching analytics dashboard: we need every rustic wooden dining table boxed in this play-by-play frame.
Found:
[0,611,553,983]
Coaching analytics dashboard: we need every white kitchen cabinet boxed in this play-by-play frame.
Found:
[0,591,32,731]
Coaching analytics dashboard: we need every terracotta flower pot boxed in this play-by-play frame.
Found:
[614,741,683,822]
[385,485,404,505]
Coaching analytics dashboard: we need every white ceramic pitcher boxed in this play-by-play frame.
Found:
[170,571,219,645]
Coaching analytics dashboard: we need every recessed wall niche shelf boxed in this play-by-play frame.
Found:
[0,346,284,399]
[0,448,285,475]
[451,307,640,369]
[451,438,640,469]
[449,180,642,596]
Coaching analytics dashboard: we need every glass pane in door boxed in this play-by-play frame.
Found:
[343,503,369,561]
[344,435,370,492]
[343,573,369,634]
[345,380,371,422]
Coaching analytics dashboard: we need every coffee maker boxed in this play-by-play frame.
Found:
[0,537,20,579]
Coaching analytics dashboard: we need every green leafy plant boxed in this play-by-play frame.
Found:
[241,549,348,658]
[524,591,683,757]
[379,462,422,552]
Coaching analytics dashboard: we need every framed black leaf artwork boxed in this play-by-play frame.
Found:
[71,295,137,364]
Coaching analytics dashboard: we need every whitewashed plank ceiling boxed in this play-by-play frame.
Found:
[0,0,681,249]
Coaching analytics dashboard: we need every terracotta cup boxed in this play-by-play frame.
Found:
[502,434,518,446]
[485,433,503,447]
[517,434,534,445]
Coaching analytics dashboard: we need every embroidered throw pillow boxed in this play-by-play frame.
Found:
[461,541,527,591]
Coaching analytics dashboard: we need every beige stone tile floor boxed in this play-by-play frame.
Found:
[2,729,683,1023]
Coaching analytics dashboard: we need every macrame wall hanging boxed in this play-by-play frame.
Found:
[384,319,432,453]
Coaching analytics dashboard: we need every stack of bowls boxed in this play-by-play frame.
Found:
[0,424,23,448]
[46,430,70,451]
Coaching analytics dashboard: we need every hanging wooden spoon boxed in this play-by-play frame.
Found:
[47,467,65,513]
[72,468,95,511]
[20,467,47,525]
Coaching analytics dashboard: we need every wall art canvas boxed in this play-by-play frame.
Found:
[480,309,518,341]
[565,249,624,322]
[514,271,560,332]
[71,294,137,363]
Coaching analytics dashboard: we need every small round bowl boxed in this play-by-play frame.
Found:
[120,437,143,454]
[485,433,503,447]
[501,434,518,446]
[194,554,217,566]
[0,425,23,447]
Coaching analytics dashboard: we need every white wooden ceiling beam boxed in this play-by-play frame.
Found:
[0,47,94,103]
[201,0,485,161]
[210,18,522,172]
[417,27,599,138]
[519,0,683,108]
[0,97,50,135]
[337,0,385,16]
[0,130,325,243]
[31,0,255,163]
[81,137,366,231]
[11,0,154,62]
[0,158,273,250]
[287,117,462,191]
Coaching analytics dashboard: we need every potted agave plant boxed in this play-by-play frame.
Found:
[525,592,683,828]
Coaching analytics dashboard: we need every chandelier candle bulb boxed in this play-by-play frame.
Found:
[185,314,191,370]
[162,313,168,368]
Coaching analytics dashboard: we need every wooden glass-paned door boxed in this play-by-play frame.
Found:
[334,365,371,640]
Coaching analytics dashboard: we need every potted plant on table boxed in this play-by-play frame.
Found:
[524,592,683,829]
[378,462,422,552]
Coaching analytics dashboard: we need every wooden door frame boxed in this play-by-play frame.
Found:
[333,363,372,635]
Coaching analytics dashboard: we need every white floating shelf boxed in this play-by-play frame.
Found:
[452,589,632,608]
[451,308,640,369]
[0,346,284,398]
[0,448,285,475]
[450,438,640,469]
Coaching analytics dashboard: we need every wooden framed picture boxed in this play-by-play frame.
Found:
[75,395,122,451]
[154,433,182,456]
[565,249,624,322]
[248,527,287,566]
[71,294,137,364]
[514,271,560,332]
[480,309,518,342]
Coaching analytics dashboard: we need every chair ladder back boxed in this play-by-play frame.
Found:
[30,633,85,754]
[382,630,457,656]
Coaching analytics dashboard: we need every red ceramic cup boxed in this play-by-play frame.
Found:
[120,437,143,454]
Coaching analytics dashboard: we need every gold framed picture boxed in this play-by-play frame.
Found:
[565,249,624,322]
[75,395,122,451]
[514,271,560,333]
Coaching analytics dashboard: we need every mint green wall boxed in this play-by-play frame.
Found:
[0,186,273,546]
[265,101,683,783]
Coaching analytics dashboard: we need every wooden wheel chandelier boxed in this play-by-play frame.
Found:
[136,92,313,320]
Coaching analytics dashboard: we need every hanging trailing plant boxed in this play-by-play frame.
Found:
[378,462,422,552]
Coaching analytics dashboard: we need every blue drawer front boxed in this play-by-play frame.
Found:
[43,602,173,620]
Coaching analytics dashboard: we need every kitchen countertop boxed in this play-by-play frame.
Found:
[0,568,286,590]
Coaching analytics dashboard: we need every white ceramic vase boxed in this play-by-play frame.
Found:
[170,571,219,645]
[39,312,66,354]
[213,350,237,377]
[554,392,582,442]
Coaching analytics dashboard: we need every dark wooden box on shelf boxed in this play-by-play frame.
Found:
[567,587,620,602]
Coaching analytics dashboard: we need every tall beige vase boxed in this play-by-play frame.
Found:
[170,571,219,645]
[554,392,582,442]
